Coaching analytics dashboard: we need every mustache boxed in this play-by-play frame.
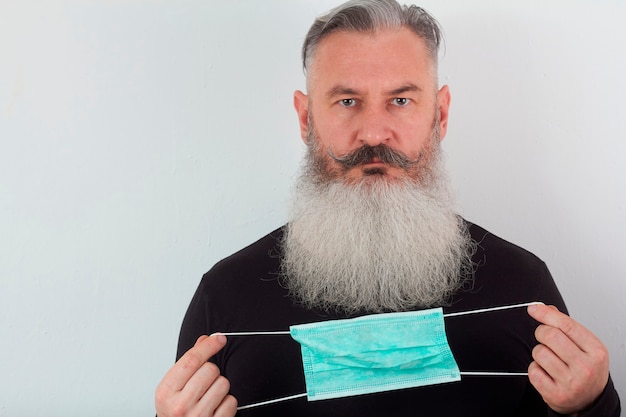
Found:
[327,144,419,170]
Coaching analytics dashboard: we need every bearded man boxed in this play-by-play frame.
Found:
[155,1,620,416]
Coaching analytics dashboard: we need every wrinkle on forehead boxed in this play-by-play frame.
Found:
[306,28,438,94]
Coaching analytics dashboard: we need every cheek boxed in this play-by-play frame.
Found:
[313,121,354,151]
[397,125,432,154]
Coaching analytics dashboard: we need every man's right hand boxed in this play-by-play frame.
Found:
[155,334,237,417]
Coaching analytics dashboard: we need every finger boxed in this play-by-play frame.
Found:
[179,361,222,405]
[213,394,238,417]
[160,334,228,393]
[195,375,233,414]
[528,360,572,412]
[527,304,593,352]
[528,360,556,392]
[531,341,570,382]
[534,324,581,366]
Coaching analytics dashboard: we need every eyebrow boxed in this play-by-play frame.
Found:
[325,86,360,100]
[324,83,423,100]
[389,83,423,96]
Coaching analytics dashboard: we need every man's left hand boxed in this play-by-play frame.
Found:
[527,303,610,414]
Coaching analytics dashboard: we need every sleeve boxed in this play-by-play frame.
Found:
[535,261,568,314]
[534,265,621,417]
[176,274,211,361]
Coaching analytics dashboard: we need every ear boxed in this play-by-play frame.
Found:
[293,90,309,144]
[436,85,451,141]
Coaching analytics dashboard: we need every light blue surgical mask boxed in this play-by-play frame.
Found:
[289,307,460,401]
[224,301,540,411]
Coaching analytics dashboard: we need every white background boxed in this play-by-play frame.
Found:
[0,1,624,415]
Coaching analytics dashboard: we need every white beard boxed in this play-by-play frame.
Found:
[281,138,475,314]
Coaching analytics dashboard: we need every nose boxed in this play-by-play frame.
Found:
[355,105,393,147]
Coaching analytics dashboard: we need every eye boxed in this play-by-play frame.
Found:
[339,98,357,107]
[392,97,410,107]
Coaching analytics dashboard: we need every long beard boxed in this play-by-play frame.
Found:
[281,119,476,314]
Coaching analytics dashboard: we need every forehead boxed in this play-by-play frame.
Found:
[308,27,435,92]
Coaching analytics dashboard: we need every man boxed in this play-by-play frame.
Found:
[155,1,620,416]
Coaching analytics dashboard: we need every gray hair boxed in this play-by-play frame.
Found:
[302,0,443,74]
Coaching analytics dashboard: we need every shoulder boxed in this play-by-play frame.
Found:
[460,219,565,309]
[209,226,285,276]
[197,226,286,298]
[176,227,288,356]
[466,220,548,273]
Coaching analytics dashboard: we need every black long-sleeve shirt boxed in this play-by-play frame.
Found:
[176,221,620,416]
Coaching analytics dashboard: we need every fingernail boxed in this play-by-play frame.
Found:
[212,333,227,343]
[528,304,538,313]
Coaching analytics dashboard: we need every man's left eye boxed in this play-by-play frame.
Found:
[340,98,356,107]
[393,98,410,106]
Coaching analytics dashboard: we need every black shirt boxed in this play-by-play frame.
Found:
[176,221,620,416]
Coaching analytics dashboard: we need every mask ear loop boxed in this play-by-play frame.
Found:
[221,301,544,337]
[442,301,544,318]
[221,301,544,411]
[236,393,309,411]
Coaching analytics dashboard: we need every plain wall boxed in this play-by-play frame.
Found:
[0,1,623,415]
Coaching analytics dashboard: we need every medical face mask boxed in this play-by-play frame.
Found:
[289,307,460,401]
[225,301,539,411]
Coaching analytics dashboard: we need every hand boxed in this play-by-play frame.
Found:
[155,334,237,417]
[527,304,609,414]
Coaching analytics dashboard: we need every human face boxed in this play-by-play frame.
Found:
[294,28,451,183]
